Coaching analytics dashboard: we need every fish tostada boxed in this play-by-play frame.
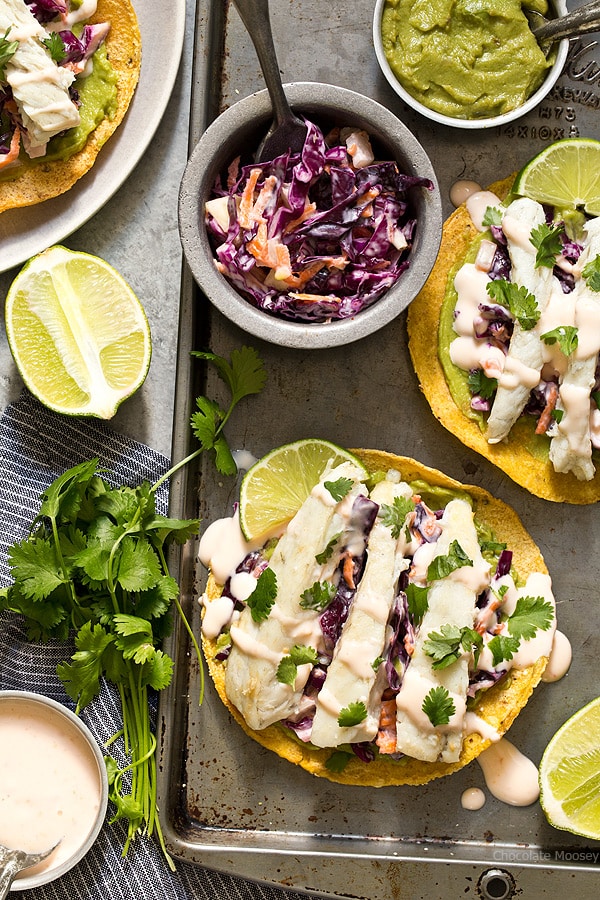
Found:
[0,0,141,213]
[407,162,600,503]
[199,447,557,787]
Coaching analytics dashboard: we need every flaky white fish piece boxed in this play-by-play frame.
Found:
[549,217,600,481]
[310,477,412,748]
[225,461,368,731]
[2,0,80,156]
[395,498,490,763]
[487,197,556,444]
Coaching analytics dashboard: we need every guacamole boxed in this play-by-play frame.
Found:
[381,0,553,119]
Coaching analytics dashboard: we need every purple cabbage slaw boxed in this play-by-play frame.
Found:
[1,1,109,161]
[205,119,434,324]
[215,491,515,765]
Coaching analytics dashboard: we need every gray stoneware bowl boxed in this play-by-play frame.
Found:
[178,82,442,349]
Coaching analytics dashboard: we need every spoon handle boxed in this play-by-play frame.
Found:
[231,0,292,125]
[534,0,600,42]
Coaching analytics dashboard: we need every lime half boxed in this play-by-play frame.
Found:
[539,696,600,840]
[513,138,600,215]
[5,245,151,419]
[239,439,367,542]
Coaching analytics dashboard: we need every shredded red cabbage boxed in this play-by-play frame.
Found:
[206,119,434,323]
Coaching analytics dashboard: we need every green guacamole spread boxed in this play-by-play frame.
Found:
[381,0,553,119]
[0,44,117,183]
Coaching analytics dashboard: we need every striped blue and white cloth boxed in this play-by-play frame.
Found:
[0,392,325,900]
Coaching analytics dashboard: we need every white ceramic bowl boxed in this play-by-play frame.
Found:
[373,0,569,130]
[179,82,442,349]
[0,690,108,891]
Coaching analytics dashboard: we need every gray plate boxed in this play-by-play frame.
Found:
[156,2,600,897]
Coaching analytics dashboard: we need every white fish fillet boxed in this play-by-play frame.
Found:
[310,478,412,748]
[225,461,368,731]
[2,0,80,155]
[487,197,555,443]
[395,498,487,763]
[549,217,600,480]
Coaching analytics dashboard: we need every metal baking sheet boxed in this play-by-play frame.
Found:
[157,1,600,896]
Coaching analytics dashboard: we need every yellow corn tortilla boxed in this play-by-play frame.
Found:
[202,448,550,787]
[0,0,141,213]
[407,176,600,504]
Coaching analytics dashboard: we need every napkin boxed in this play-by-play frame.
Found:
[0,392,327,900]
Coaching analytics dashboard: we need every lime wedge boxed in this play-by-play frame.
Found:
[539,696,600,840]
[512,138,600,215]
[5,245,151,419]
[239,439,367,541]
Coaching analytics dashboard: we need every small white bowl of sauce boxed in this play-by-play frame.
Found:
[0,691,108,891]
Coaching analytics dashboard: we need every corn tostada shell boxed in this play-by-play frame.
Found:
[407,175,600,504]
[0,0,141,213]
[201,448,549,787]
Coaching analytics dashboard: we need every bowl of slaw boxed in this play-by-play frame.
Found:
[178,82,442,349]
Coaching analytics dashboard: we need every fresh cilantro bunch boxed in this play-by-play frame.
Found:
[0,346,267,867]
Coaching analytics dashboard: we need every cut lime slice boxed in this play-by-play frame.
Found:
[239,439,367,541]
[539,696,600,840]
[512,138,600,215]
[5,245,151,419]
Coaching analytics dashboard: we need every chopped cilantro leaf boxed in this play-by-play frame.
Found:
[372,655,385,671]
[468,369,497,400]
[482,206,503,227]
[487,633,520,666]
[423,624,483,669]
[486,279,540,331]
[582,255,600,292]
[552,408,564,423]
[324,476,354,502]
[505,594,554,641]
[0,29,18,79]
[276,644,319,686]
[427,540,473,582]
[246,567,277,622]
[42,32,67,63]
[338,700,368,728]
[541,325,579,357]
[422,686,456,727]
[530,222,564,269]
[315,531,342,565]
[299,580,336,611]
[380,495,415,539]
[405,583,429,626]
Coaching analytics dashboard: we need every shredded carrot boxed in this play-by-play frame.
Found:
[252,175,278,222]
[226,156,241,190]
[284,201,317,233]
[342,553,355,589]
[376,696,397,755]
[535,383,559,435]
[238,168,261,229]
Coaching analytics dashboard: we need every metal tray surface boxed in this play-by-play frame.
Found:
[157,2,600,897]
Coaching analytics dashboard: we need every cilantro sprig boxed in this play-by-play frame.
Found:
[324,476,353,502]
[42,32,67,63]
[338,700,368,727]
[0,346,267,868]
[530,222,564,269]
[380,496,415,539]
[422,685,456,727]
[487,594,554,665]
[427,540,473,582]
[486,279,540,331]
[582,254,600,292]
[423,624,483,670]
[541,325,579,357]
[276,645,319,686]
[246,567,277,622]
[299,580,336,611]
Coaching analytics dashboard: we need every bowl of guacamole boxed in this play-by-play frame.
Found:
[373,0,569,129]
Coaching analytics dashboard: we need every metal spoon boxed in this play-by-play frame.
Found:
[529,0,600,47]
[0,842,59,898]
[231,0,307,161]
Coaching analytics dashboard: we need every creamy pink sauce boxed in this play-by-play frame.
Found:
[461,787,486,810]
[0,699,102,877]
[476,738,540,806]
[542,629,572,683]
[450,180,482,208]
